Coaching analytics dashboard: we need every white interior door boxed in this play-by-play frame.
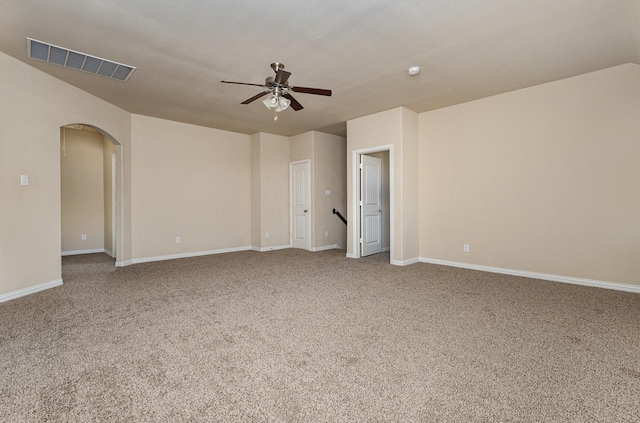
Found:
[291,161,311,250]
[361,154,382,256]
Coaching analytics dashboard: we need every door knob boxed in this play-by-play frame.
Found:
[304,209,308,213]
[378,209,382,213]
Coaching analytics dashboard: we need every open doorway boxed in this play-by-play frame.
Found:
[351,146,393,262]
[60,124,120,265]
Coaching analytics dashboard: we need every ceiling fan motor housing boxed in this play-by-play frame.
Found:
[271,62,284,72]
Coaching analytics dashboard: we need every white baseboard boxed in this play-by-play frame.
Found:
[131,246,252,265]
[346,252,358,259]
[419,257,640,293]
[251,245,291,252]
[382,247,390,252]
[391,257,419,266]
[125,244,331,266]
[61,248,105,256]
[311,244,340,252]
[104,249,114,258]
[0,279,63,304]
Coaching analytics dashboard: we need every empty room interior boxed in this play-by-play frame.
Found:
[1,1,639,421]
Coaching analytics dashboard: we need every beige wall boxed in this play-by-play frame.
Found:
[419,63,640,286]
[251,133,291,250]
[400,108,419,261]
[313,132,347,249]
[289,132,314,163]
[60,128,105,253]
[130,115,251,260]
[251,133,262,248]
[0,51,131,298]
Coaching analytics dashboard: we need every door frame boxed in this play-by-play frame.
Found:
[111,152,117,257]
[289,159,312,250]
[350,145,394,262]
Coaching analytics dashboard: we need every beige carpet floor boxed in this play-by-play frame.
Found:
[1,249,639,422]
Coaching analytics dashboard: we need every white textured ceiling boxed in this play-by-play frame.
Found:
[1,1,639,137]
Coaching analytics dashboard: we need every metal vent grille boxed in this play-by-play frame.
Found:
[27,38,136,82]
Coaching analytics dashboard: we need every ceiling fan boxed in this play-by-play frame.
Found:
[221,63,331,118]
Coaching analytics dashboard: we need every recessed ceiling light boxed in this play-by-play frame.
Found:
[407,66,421,76]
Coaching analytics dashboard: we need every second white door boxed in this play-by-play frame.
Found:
[291,161,311,250]
[361,154,382,256]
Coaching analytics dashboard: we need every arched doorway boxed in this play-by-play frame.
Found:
[60,124,122,266]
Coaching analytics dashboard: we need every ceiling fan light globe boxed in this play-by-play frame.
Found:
[276,96,291,112]
[263,95,278,109]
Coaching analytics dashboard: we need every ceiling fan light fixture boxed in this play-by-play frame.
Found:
[263,94,291,112]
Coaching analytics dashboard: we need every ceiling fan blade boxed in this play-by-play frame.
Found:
[221,80,267,88]
[274,70,291,85]
[241,91,271,104]
[290,86,332,96]
[282,93,303,111]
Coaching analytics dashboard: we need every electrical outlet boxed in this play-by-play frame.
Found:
[265,232,270,238]
[325,231,329,237]
[81,234,87,241]
[20,175,29,186]
[176,236,181,244]
[464,244,470,253]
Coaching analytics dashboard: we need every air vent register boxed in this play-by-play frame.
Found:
[27,38,136,82]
